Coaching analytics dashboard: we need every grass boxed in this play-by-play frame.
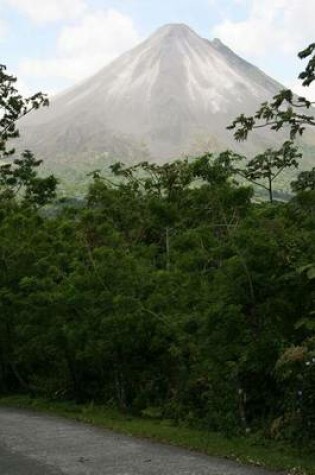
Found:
[0,395,314,474]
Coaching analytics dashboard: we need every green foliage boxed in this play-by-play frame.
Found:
[0,155,314,448]
[227,42,315,198]
[298,43,315,86]
[238,141,301,202]
[0,65,56,207]
[227,41,315,142]
[291,168,315,192]
[228,88,315,141]
[0,64,48,158]
[0,150,57,205]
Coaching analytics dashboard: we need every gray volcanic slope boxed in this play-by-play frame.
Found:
[18,24,287,166]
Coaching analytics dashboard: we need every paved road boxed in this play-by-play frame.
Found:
[0,407,280,475]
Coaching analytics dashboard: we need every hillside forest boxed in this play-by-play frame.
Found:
[0,44,315,447]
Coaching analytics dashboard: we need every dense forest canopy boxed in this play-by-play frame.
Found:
[0,44,314,447]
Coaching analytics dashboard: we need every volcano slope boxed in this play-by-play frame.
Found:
[17,23,295,175]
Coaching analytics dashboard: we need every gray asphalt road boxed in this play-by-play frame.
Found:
[0,407,279,475]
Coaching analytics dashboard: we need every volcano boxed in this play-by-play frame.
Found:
[18,24,288,168]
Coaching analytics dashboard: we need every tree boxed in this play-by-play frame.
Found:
[298,43,315,86]
[0,150,57,206]
[0,65,57,206]
[0,66,57,393]
[0,64,49,158]
[227,44,315,141]
[291,167,315,192]
[227,43,315,197]
[239,141,301,202]
[228,89,315,142]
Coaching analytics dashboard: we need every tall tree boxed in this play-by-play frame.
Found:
[240,141,301,202]
[0,64,48,158]
[0,65,56,206]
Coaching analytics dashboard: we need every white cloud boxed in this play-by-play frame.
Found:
[15,77,45,96]
[212,0,315,57]
[211,0,315,100]
[19,9,140,84]
[6,0,87,24]
[57,9,139,60]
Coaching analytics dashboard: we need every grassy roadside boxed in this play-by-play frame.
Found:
[0,395,314,474]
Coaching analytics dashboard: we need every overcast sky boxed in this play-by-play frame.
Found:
[0,0,314,99]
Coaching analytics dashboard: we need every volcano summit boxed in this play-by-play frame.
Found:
[18,24,287,170]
